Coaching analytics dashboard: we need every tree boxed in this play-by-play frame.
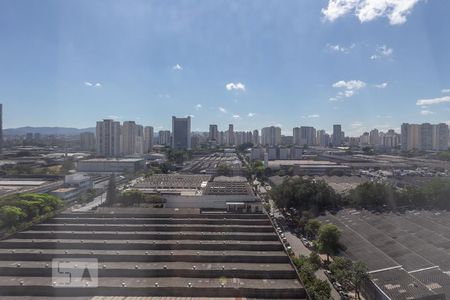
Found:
[352,261,368,299]
[61,158,75,174]
[317,224,341,261]
[347,182,398,209]
[308,251,322,270]
[270,177,340,213]
[217,163,232,176]
[0,206,26,228]
[119,189,146,207]
[105,174,118,207]
[330,256,353,289]
[305,219,322,240]
[308,279,331,300]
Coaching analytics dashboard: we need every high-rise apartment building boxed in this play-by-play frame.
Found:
[401,123,448,151]
[96,119,121,157]
[0,104,2,153]
[209,124,218,143]
[171,116,191,150]
[433,123,450,151]
[300,126,316,146]
[293,127,302,146]
[261,126,281,146]
[252,129,259,146]
[369,129,380,147]
[144,126,154,153]
[158,130,171,146]
[121,121,138,155]
[421,123,433,151]
[332,124,342,147]
[228,124,235,146]
[80,132,95,151]
[316,130,330,147]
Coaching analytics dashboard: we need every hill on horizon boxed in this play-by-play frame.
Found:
[3,126,95,136]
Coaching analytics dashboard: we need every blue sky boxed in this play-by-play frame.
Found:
[1,0,450,135]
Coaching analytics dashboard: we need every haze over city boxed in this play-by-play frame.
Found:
[1,0,450,135]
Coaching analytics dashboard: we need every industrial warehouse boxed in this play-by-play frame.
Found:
[318,209,450,299]
[0,206,306,299]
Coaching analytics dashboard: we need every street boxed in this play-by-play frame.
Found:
[268,195,342,300]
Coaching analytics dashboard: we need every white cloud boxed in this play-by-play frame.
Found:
[157,93,171,99]
[308,114,320,118]
[226,82,246,92]
[442,89,450,93]
[370,45,393,60]
[331,80,366,101]
[326,43,356,53]
[106,115,120,120]
[186,114,195,118]
[351,122,364,128]
[322,0,422,25]
[333,80,366,90]
[219,107,227,113]
[194,104,202,110]
[172,64,183,71]
[420,110,434,115]
[232,114,241,119]
[374,82,388,88]
[84,81,102,87]
[416,96,450,106]
[247,112,256,117]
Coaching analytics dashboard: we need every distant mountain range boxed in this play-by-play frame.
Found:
[3,127,95,136]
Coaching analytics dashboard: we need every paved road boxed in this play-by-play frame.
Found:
[267,197,341,299]
[71,177,143,213]
[71,192,106,212]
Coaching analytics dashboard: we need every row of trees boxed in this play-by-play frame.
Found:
[104,177,164,207]
[347,178,450,210]
[292,252,331,300]
[0,193,63,231]
[329,257,368,299]
[293,218,368,299]
[271,176,450,213]
[270,177,341,214]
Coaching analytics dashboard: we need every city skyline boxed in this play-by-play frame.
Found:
[1,1,450,136]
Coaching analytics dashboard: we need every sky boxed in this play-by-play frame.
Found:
[1,0,450,136]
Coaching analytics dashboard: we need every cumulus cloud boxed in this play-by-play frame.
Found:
[333,80,366,90]
[370,45,393,60]
[247,112,256,117]
[172,64,183,71]
[374,82,388,88]
[326,43,356,53]
[442,89,450,93]
[219,107,227,113]
[416,96,450,106]
[330,80,368,101]
[232,114,241,119]
[194,104,202,110]
[226,82,246,92]
[420,110,434,115]
[322,0,422,25]
[84,81,102,87]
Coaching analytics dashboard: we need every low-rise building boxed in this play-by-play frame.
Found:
[76,158,145,174]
